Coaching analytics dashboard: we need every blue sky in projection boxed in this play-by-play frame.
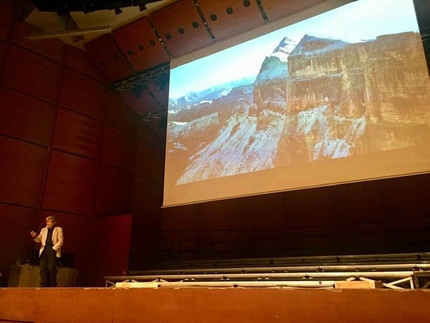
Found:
[169,0,421,99]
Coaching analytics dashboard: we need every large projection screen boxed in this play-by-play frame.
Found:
[163,0,430,207]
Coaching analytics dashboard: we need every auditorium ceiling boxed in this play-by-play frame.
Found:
[22,0,430,119]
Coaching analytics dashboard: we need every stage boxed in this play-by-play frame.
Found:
[1,287,430,323]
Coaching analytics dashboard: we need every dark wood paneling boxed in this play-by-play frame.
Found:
[0,136,47,207]
[0,1,13,42]
[0,87,56,146]
[198,0,265,42]
[150,0,213,58]
[105,91,138,136]
[113,17,170,71]
[95,164,134,217]
[0,203,38,285]
[261,0,327,22]
[92,214,132,286]
[161,205,200,231]
[85,34,134,82]
[129,226,161,266]
[0,40,6,76]
[135,141,164,181]
[52,108,103,160]
[329,181,385,224]
[42,151,98,216]
[12,21,66,64]
[65,46,106,84]
[2,45,61,104]
[101,126,136,173]
[378,175,430,219]
[121,90,161,115]
[285,188,333,228]
[137,120,165,149]
[132,176,162,228]
[60,69,107,121]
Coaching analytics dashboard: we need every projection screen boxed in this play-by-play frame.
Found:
[163,0,430,207]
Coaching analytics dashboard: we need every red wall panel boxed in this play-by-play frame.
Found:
[66,46,106,83]
[0,1,13,42]
[105,91,138,136]
[135,141,164,182]
[2,45,61,104]
[137,121,166,149]
[40,210,93,284]
[113,17,170,72]
[0,87,56,146]
[12,21,66,64]
[95,164,133,217]
[101,126,136,173]
[0,136,47,207]
[60,69,107,121]
[0,41,6,76]
[91,214,132,286]
[85,34,134,82]
[129,226,160,266]
[132,176,162,228]
[43,151,98,216]
[0,203,38,285]
[53,108,103,160]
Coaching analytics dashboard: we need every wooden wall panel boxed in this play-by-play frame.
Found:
[52,108,103,160]
[65,46,106,84]
[0,204,38,285]
[95,164,134,217]
[2,45,61,104]
[42,151,98,216]
[0,40,6,74]
[329,181,385,224]
[85,34,134,82]
[101,126,136,173]
[150,0,213,58]
[0,1,13,42]
[135,141,164,182]
[197,198,245,231]
[241,193,285,230]
[113,17,170,71]
[132,176,162,228]
[162,205,200,231]
[261,0,327,22]
[121,91,162,115]
[91,214,132,286]
[198,0,265,42]
[378,175,430,219]
[285,188,333,228]
[105,91,138,136]
[0,87,55,146]
[129,226,160,266]
[137,120,165,149]
[12,21,66,64]
[60,69,107,121]
[0,136,47,207]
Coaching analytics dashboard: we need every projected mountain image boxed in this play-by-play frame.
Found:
[166,32,430,186]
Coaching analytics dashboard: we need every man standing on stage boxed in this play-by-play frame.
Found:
[30,216,64,287]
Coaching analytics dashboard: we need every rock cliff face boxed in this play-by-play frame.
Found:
[166,32,430,185]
